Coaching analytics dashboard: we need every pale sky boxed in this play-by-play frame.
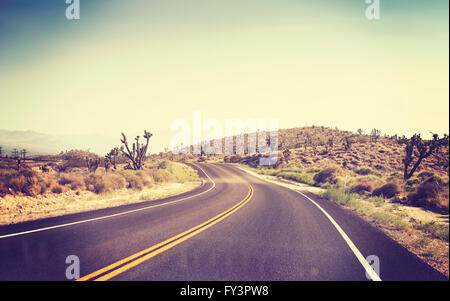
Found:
[0,0,448,152]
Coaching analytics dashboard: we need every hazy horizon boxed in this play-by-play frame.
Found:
[1,0,448,153]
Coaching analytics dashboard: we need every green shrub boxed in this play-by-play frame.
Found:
[322,189,353,205]
[416,222,449,242]
[278,171,315,185]
[370,211,407,230]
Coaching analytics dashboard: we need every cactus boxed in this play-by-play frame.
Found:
[120,130,152,170]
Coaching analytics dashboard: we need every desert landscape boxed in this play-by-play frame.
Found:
[0,0,448,286]
[1,126,448,276]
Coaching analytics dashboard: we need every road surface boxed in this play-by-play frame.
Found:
[0,163,446,280]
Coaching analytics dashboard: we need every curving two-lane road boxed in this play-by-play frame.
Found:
[0,163,446,281]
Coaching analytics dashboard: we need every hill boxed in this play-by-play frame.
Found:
[0,130,118,156]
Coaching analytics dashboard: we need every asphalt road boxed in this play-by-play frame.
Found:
[0,163,446,281]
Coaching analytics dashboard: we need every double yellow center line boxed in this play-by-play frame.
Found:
[77,184,254,281]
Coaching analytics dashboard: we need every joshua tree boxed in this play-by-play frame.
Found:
[86,157,99,173]
[0,146,2,158]
[357,128,364,135]
[371,128,381,143]
[105,147,119,170]
[311,141,318,156]
[398,133,449,180]
[104,158,111,172]
[21,149,27,160]
[304,134,312,151]
[120,130,152,170]
[343,136,354,151]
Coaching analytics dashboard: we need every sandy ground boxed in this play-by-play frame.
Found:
[237,164,449,278]
[0,181,202,226]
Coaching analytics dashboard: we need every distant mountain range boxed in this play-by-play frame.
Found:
[0,130,118,156]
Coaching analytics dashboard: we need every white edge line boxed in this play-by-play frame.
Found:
[0,163,215,239]
[235,165,382,281]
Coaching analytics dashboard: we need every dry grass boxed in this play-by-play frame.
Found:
[0,159,199,197]
[0,159,201,225]
[0,181,201,226]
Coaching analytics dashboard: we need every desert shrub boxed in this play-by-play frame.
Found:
[103,173,128,191]
[350,183,372,194]
[314,168,338,185]
[51,185,64,194]
[0,168,44,197]
[157,161,199,182]
[354,167,373,175]
[8,175,27,193]
[422,175,446,186]
[58,174,85,190]
[58,177,72,185]
[157,160,170,169]
[407,176,448,209]
[70,178,85,190]
[86,172,138,193]
[84,174,108,194]
[136,170,154,187]
[405,177,421,192]
[372,183,400,198]
[152,169,175,183]
[119,171,145,190]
